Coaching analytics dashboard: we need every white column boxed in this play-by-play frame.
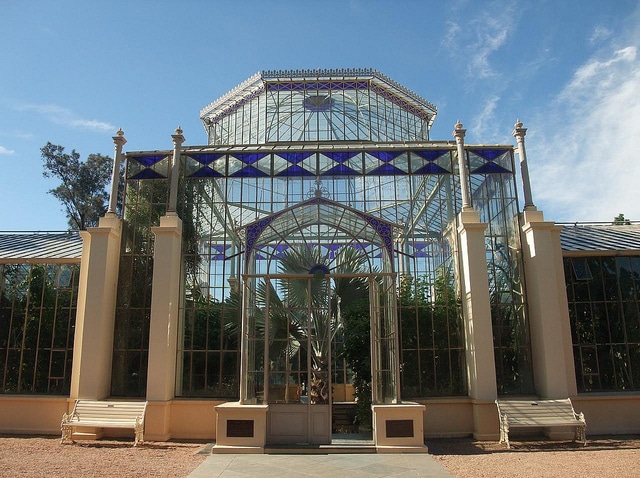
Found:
[457,212,497,400]
[515,120,574,397]
[512,120,536,211]
[520,210,576,398]
[457,210,498,440]
[453,121,473,211]
[168,127,185,213]
[144,128,186,440]
[107,129,126,215]
[70,215,122,399]
[145,214,183,440]
[147,215,183,401]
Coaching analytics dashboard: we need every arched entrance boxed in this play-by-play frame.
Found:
[237,195,402,445]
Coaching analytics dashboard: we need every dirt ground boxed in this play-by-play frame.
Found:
[0,435,639,477]
[0,436,207,477]
[427,436,640,478]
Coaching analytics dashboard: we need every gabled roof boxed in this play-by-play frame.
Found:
[0,232,83,262]
[560,224,640,255]
[237,195,403,264]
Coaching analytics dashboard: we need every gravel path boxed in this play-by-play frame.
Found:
[0,436,207,477]
[428,436,640,478]
[0,435,638,477]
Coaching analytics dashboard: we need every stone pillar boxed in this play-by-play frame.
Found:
[147,212,183,400]
[107,129,126,214]
[70,215,122,399]
[514,121,575,398]
[145,128,185,439]
[168,127,184,213]
[520,209,576,398]
[144,213,183,441]
[457,210,499,439]
[453,121,473,211]
[512,120,536,211]
[451,120,499,438]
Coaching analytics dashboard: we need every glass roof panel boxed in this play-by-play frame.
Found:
[200,69,437,145]
[238,197,403,264]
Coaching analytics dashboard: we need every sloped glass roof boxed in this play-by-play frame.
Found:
[199,69,438,145]
[560,224,640,254]
[0,232,82,262]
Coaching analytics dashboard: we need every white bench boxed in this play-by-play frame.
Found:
[495,398,586,448]
[61,400,148,446]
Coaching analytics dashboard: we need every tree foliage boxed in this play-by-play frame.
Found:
[0,263,78,394]
[613,213,631,225]
[40,142,113,230]
[341,302,372,428]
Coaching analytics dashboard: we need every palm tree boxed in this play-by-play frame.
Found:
[254,245,371,404]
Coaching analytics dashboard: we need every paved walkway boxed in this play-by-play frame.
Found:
[188,452,454,477]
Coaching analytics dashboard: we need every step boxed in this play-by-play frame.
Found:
[264,443,377,454]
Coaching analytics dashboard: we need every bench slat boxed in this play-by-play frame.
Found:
[61,400,148,447]
[63,420,141,429]
[495,398,586,448]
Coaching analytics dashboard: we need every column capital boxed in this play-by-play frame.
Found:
[512,119,527,139]
[453,120,472,210]
[108,129,126,215]
[511,119,536,211]
[171,126,185,146]
[453,120,466,142]
[168,127,185,212]
[112,128,127,147]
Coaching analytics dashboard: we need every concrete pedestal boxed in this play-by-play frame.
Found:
[213,402,269,453]
[371,403,427,452]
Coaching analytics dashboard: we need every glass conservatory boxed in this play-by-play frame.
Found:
[4,69,640,447]
[109,69,530,447]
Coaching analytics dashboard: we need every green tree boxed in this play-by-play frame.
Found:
[613,213,631,225]
[398,269,466,397]
[251,245,372,406]
[341,303,372,428]
[40,142,114,230]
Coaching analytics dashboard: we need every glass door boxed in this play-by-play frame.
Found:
[243,274,334,444]
[265,275,333,407]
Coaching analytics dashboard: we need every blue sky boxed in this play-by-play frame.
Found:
[2,0,639,230]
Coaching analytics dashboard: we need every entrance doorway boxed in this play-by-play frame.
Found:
[240,271,398,445]
[234,194,403,446]
[242,273,335,444]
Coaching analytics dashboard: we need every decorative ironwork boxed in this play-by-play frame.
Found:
[306,177,329,199]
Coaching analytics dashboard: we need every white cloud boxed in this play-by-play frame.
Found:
[471,95,500,139]
[518,48,555,80]
[590,25,613,45]
[0,146,15,155]
[442,21,461,50]
[443,1,517,79]
[16,103,115,133]
[560,46,637,102]
[529,43,640,222]
[467,18,510,79]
